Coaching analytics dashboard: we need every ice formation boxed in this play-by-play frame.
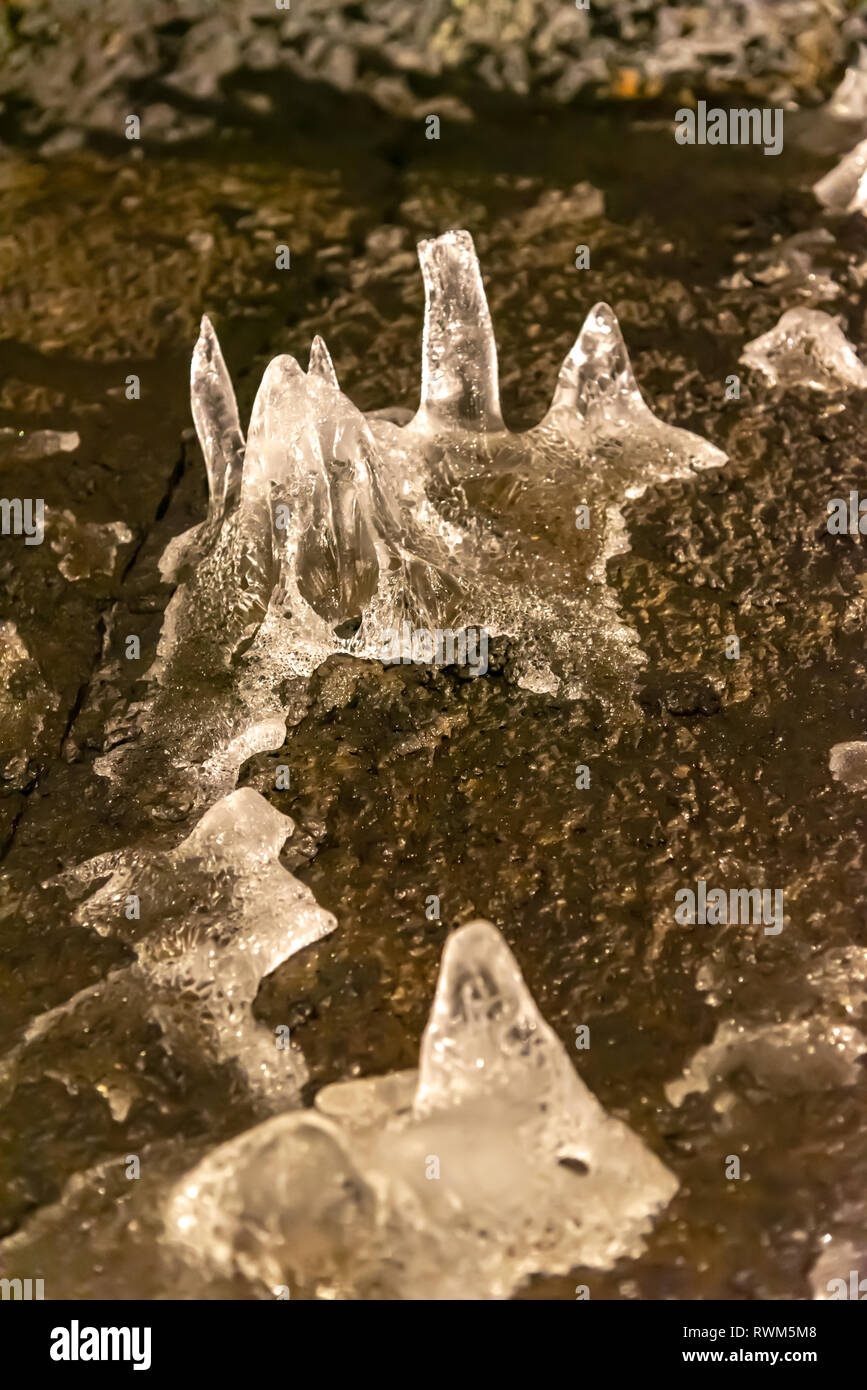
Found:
[165,920,678,1299]
[49,510,134,582]
[829,741,867,792]
[728,230,839,306]
[1,789,335,1111]
[0,427,79,458]
[0,620,57,790]
[814,138,867,216]
[827,47,867,123]
[667,947,867,1107]
[96,230,725,811]
[665,1017,865,1107]
[740,308,867,391]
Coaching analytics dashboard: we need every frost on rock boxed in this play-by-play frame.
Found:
[829,741,867,792]
[0,790,335,1112]
[814,138,867,216]
[740,308,867,392]
[165,920,677,1299]
[97,230,725,811]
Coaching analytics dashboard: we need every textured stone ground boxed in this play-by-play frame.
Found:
[0,93,865,1298]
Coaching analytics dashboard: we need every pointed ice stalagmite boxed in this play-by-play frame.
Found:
[240,353,307,499]
[308,334,339,388]
[164,918,678,1297]
[295,370,385,623]
[412,920,679,1193]
[542,301,726,484]
[244,354,384,625]
[191,315,246,519]
[548,302,646,430]
[414,230,505,433]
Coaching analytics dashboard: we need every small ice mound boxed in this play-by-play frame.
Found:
[740,308,867,392]
[49,510,134,582]
[61,788,337,1107]
[829,741,867,792]
[814,137,867,215]
[665,1016,866,1108]
[828,49,867,123]
[165,920,678,1299]
[0,427,79,458]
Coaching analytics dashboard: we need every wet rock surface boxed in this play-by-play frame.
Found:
[0,91,865,1298]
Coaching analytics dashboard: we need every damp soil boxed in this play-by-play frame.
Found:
[0,94,866,1299]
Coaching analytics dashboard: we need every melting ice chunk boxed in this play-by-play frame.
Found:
[1,790,337,1112]
[543,301,726,490]
[165,920,677,1299]
[740,308,867,391]
[829,740,867,792]
[667,945,867,1111]
[814,138,867,216]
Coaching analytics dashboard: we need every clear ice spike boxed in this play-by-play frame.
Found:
[414,230,505,434]
[308,334,339,387]
[549,301,648,426]
[191,315,245,520]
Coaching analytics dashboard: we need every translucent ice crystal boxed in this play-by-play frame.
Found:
[165,920,677,1299]
[740,308,867,392]
[97,230,725,813]
[1,790,335,1111]
[814,137,867,216]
